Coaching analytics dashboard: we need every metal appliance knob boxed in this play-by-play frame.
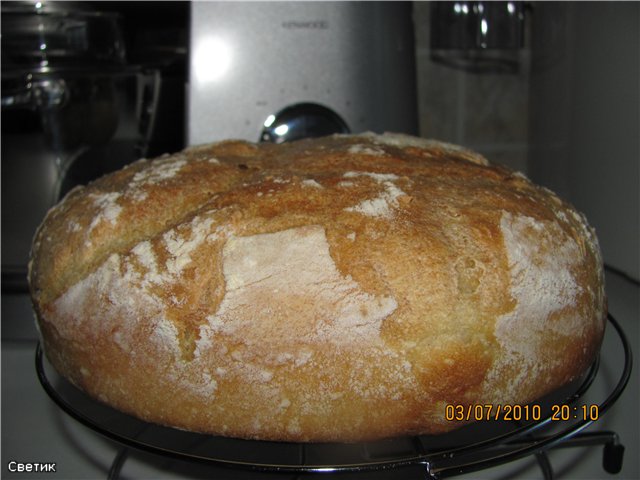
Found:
[260,103,349,143]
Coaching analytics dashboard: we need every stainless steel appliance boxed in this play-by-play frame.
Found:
[187,1,418,146]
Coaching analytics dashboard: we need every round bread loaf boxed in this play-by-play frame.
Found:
[29,133,606,442]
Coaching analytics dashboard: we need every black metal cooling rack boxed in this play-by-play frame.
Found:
[36,313,632,479]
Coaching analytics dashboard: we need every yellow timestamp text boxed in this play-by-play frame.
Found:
[445,404,600,422]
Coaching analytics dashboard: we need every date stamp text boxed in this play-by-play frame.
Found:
[445,404,600,422]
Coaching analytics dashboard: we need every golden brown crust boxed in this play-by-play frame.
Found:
[29,133,606,442]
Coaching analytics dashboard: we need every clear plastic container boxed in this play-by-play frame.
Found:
[1,2,159,286]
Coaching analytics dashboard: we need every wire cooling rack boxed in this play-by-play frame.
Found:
[36,313,632,479]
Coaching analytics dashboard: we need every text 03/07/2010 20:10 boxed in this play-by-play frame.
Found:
[444,404,600,422]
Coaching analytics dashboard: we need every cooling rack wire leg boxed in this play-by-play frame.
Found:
[107,446,130,480]
[534,451,554,480]
[603,437,625,474]
[419,460,439,479]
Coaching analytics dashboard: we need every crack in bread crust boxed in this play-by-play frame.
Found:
[29,133,606,442]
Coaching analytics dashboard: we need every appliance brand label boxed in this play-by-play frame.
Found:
[282,20,329,30]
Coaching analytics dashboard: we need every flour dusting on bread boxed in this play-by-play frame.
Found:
[128,156,187,201]
[484,211,586,398]
[203,225,398,346]
[87,192,122,233]
[343,172,407,218]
